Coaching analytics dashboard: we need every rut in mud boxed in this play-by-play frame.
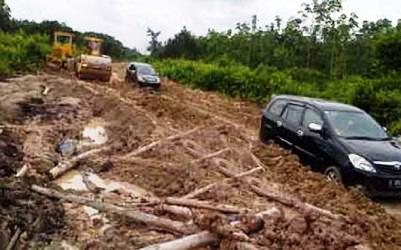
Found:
[0,66,400,249]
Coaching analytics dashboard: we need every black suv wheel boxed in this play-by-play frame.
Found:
[324,166,343,184]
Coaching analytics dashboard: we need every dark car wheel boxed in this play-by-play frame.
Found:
[324,166,343,184]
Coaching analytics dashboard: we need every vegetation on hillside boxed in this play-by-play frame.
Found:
[0,0,140,76]
[149,0,401,135]
[155,59,401,134]
[149,1,401,79]
[0,31,50,76]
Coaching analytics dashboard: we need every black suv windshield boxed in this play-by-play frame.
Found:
[326,111,389,140]
[137,65,156,75]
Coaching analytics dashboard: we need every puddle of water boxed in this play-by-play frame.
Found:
[82,126,108,146]
[80,118,108,146]
[55,170,151,235]
[55,170,151,197]
[55,170,88,191]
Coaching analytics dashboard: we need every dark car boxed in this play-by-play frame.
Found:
[125,62,161,89]
[260,95,401,197]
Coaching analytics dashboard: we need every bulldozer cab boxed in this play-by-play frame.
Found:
[53,32,74,58]
[47,31,75,67]
[84,37,103,56]
[54,32,74,45]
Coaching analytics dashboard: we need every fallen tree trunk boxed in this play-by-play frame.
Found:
[230,242,265,250]
[182,166,264,199]
[124,127,201,159]
[15,164,29,178]
[6,228,21,250]
[190,148,230,164]
[140,208,281,250]
[159,205,193,220]
[182,183,217,199]
[140,230,218,250]
[234,166,264,179]
[50,146,110,179]
[32,185,197,234]
[165,197,245,214]
[213,159,344,221]
[248,184,343,220]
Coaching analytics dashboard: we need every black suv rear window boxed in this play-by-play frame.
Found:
[269,100,287,116]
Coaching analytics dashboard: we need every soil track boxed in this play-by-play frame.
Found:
[0,64,400,249]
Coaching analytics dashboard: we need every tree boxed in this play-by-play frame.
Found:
[0,0,11,31]
[147,28,162,57]
[160,26,202,59]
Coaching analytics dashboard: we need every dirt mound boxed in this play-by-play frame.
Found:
[202,210,365,250]
[253,142,401,249]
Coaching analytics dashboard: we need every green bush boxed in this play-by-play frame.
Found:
[155,59,324,103]
[0,31,50,76]
[155,59,401,135]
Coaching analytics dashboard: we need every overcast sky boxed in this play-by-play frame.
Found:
[7,0,401,52]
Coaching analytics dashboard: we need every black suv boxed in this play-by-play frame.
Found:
[260,95,401,197]
[125,62,161,89]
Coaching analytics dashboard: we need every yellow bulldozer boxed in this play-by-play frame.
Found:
[47,31,75,68]
[47,32,112,82]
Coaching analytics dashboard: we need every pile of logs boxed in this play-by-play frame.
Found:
[28,126,369,249]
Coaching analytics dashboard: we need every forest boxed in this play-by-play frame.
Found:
[148,0,401,134]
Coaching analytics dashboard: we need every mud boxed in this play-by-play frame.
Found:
[0,129,64,249]
[253,143,401,249]
[0,67,400,249]
[0,129,24,177]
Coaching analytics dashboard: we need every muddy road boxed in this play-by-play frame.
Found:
[0,64,401,249]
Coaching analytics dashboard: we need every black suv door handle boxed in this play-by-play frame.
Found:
[297,129,304,137]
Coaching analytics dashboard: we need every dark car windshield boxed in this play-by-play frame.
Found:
[136,65,156,75]
[326,111,389,140]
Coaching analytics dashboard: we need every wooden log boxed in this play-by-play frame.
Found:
[212,158,344,221]
[6,228,21,250]
[140,230,218,250]
[140,208,281,250]
[234,167,264,179]
[248,184,343,221]
[124,127,201,159]
[182,166,264,199]
[190,148,230,164]
[50,146,110,179]
[165,197,245,214]
[159,205,193,220]
[42,86,50,96]
[182,183,217,199]
[31,185,197,234]
[232,242,263,250]
[249,152,269,170]
[15,164,29,178]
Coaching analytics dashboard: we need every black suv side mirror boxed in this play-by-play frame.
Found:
[308,123,323,133]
